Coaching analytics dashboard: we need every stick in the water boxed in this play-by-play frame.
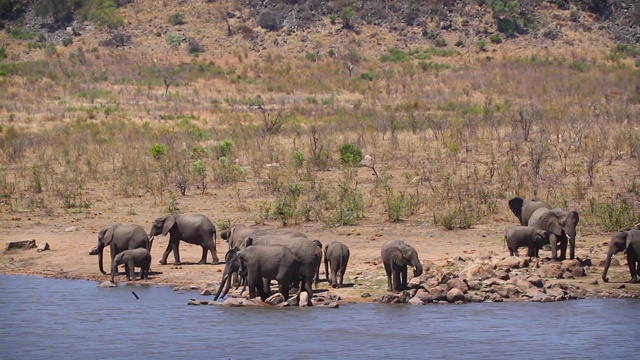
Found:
[132,291,139,300]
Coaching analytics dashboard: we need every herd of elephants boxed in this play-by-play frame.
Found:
[94,196,640,305]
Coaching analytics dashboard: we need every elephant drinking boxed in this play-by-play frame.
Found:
[602,229,640,283]
[381,240,423,292]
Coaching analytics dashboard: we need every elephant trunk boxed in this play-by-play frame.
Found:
[214,273,231,301]
[412,258,423,278]
[147,236,154,252]
[98,243,106,275]
[602,246,617,282]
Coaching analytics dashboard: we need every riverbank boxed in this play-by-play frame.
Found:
[2,219,639,305]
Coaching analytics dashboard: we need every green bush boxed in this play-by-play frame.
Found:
[150,144,167,160]
[169,12,185,25]
[380,48,407,63]
[339,143,363,166]
[454,39,464,47]
[10,27,34,40]
[292,150,304,168]
[490,34,502,44]
[214,139,232,158]
[360,71,375,81]
[165,33,184,49]
[477,40,487,52]
[568,60,587,72]
[434,208,477,230]
[434,38,447,47]
[212,157,247,185]
[588,197,638,232]
[327,182,364,226]
[62,37,73,47]
[79,0,124,29]
[384,189,417,223]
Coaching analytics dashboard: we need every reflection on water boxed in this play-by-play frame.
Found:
[0,275,639,359]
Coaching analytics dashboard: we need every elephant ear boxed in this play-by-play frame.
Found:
[244,236,254,248]
[161,215,175,236]
[387,246,405,266]
[508,197,524,223]
[101,226,115,246]
[539,212,563,236]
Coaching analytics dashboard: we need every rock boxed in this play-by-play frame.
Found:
[446,278,469,293]
[187,299,211,305]
[361,292,372,298]
[495,256,528,269]
[467,280,482,291]
[415,289,433,303]
[299,292,311,307]
[286,295,300,306]
[408,277,421,287]
[538,263,563,278]
[592,279,599,285]
[495,285,520,299]
[380,294,401,304]
[200,289,213,296]
[98,281,116,288]
[265,293,285,305]
[5,239,36,251]
[64,226,77,232]
[486,293,504,302]
[37,242,50,252]
[315,291,341,301]
[546,287,567,300]
[595,258,619,267]
[408,296,425,305]
[447,288,465,303]
[464,293,486,302]
[571,267,586,277]
[172,286,188,292]
[527,275,544,288]
[189,285,200,290]
[459,263,497,281]
[222,298,262,307]
[532,292,554,302]
[429,285,449,302]
[513,278,534,290]
[483,278,502,287]
[316,301,339,308]
[561,259,581,272]
[496,270,510,280]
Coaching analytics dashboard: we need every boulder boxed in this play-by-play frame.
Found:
[64,226,77,232]
[447,288,465,303]
[200,289,213,296]
[98,281,116,288]
[380,294,402,304]
[314,291,341,301]
[595,257,619,267]
[467,280,482,291]
[496,270,510,281]
[571,267,586,277]
[512,278,534,290]
[5,239,36,251]
[561,259,581,272]
[265,293,285,305]
[459,263,497,281]
[486,293,504,302]
[446,278,469,293]
[527,275,544,288]
[408,296,425,305]
[545,287,567,301]
[316,301,339,308]
[532,292,554,302]
[464,293,486,303]
[414,289,433,303]
[88,246,100,255]
[428,285,449,302]
[222,298,262,307]
[494,285,520,299]
[187,299,211,305]
[299,292,310,307]
[495,256,528,269]
[37,242,50,252]
[538,263,563,278]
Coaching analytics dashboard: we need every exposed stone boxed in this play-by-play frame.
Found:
[496,270,510,280]
[571,267,586,277]
[532,292,554,302]
[561,259,581,272]
[98,281,116,288]
[222,298,263,307]
[415,289,433,303]
[172,286,188,292]
[200,289,213,296]
[527,275,544,288]
[408,296,425,305]
[495,256,528,269]
[88,246,99,255]
[361,292,372,298]
[5,239,36,251]
[459,263,497,281]
[546,287,567,301]
[538,263,563,278]
[446,288,465,303]
[495,285,520,299]
[513,278,534,290]
[595,257,619,267]
[464,293,486,303]
[446,278,469,293]
[429,285,449,302]
[467,280,482,291]
[380,294,401,304]
[187,299,211,305]
[37,242,50,252]
[299,292,310,307]
[483,278,502,287]
[316,301,339,308]
[408,277,421,287]
[265,293,285,305]
[486,293,504,302]
[64,226,77,232]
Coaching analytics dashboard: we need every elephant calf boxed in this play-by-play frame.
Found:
[505,226,549,258]
[381,240,423,292]
[111,248,152,283]
[324,241,350,288]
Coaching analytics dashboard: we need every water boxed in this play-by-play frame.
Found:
[0,275,639,360]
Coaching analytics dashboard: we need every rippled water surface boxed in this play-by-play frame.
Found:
[1,275,639,359]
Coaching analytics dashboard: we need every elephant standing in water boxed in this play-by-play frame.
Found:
[381,240,423,292]
[214,245,300,302]
[149,214,219,265]
[95,224,151,275]
[602,229,640,283]
[324,241,350,288]
[111,248,151,283]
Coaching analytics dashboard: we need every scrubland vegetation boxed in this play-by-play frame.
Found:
[1,0,639,235]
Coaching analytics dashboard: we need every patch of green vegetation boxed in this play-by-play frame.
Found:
[9,27,34,40]
[380,48,407,63]
[75,88,112,100]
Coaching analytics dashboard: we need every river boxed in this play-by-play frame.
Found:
[0,275,638,359]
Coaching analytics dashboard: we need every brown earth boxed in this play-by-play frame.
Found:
[1,200,638,303]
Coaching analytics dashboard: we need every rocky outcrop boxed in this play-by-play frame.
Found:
[5,239,37,251]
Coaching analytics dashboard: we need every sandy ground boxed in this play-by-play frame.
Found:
[1,212,638,303]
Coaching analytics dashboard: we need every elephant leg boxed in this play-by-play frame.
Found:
[549,234,559,261]
[559,235,568,261]
[171,241,181,265]
[331,268,338,288]
[401,267,408,290]
[278,281,289,301]
[569,237,576,260]
[160,241,173,265]
[392,269,402,292]
[627,250,638,283]
[262,278,271,297]
[198,246,208,264]
[384,262,393,292]
[338,268,346,287]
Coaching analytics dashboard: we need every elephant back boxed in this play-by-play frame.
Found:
[528,208,563,236]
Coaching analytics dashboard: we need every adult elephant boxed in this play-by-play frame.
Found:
[237,234,320,305]
[508,197,551,226]
[602,229,640,283]
[324,241,350,288]
[95,224,151,275]
[381,240,423,292]
[214,245,300,302]
[528,207,580,261]
[220,224,268,250]
[149,214,219,265]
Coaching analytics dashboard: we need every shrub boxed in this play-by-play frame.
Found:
[384,188,417,223]
[339,143,363,166]
[569,60,587,72]
[477,40,487,52]
[257,9,280,31]
[186,37,204,54]
[0,46,6,59]
[434,208,477,230]
[79,0,124,29]
[341,7,355,29]
[212,157,247,185]
[62,37,73,47]
[360,71,375,81]
[454,39,464,47]
[165,33,184,49]
[380,48,407,63]
[10,27,34,40]
[588,197,638,232]
[292,150,304,168]
[434,38,447,47]
[150,144,167,160]
[169,12,185,26]
[214,139,232,158]
[327,182,364,226]
[490,34,502,44]
[329,15,336,25]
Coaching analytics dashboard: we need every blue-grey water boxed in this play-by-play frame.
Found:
[0,275,639,359]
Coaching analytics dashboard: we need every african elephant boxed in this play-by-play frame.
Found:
[111,248,151,283]
[96,224,151,275]
[237,234,320,305]
[220,224,268,250]
[602,229,640,283]
[508,197,551,226]
[324,241,350,288]
[504,226,549,258]
[214,245,300,302]
[312,239,323,285]
[381,240,423,292]
[149,214,219,265]
[528,207,580,261]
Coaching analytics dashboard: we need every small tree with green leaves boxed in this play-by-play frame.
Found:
[341,7,355,30]
[339,143,363,166]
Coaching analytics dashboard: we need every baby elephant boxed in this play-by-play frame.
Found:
[505,226,549,258]
[323,241,350,288]
[111,248,152,283]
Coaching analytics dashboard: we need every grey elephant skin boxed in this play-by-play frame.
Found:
[237,234,321,304]
[509,196,580,260]
[381,240,423,292]
[504,226,549,258]
[111,248,151,283]
[324,241,350,288]
[214,245,300,302]
[96,224,151,275]
[602,229,640,283]
[149,214,219,265]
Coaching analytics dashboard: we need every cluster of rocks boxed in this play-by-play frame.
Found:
[5,239,49,252]
[187,290,341,308]
[378,255,637,305]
